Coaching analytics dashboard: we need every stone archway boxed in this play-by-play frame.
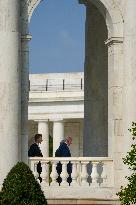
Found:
[27,0,123,35]
[77,0,123,159]
[1,0,136,193]
[26,0,124,158]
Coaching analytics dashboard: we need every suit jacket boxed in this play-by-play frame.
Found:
[55,142,72,174]
[55,142,71,157]
[28,143,43,157]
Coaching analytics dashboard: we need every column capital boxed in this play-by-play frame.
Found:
[50,118,64,122]
[105,37,123,47]
[35,119,49,123]
[21,34,32,42]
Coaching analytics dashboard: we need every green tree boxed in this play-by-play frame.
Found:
[0,162,47,205]
[117,122,136,205]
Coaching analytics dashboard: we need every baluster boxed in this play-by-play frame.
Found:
[40,162,49,188]
[50,161,58,186]
[77,162,81,185]
[71,161,78,186]
[91,162,99,187]
[101,162,108,187]
[30,161,35,175]
[33,162,40,183]
[81,161,89,186]
[60,161,69,186]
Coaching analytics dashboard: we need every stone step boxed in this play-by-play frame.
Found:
[47,198,120,205]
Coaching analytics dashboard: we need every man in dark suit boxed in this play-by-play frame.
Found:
[28,134,43,181]
[55,136,72,185]
[28,134,43,157]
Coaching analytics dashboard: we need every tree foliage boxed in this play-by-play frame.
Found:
[0,162,47,205]
[117,122,136,205]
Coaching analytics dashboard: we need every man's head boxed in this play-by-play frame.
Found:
[34,134,43,144]
[66,136,72,146]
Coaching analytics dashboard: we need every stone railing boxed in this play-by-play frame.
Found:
[30,79,84,92]
[29,157,114,199]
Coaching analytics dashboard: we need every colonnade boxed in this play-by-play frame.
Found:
[36,119,64,157]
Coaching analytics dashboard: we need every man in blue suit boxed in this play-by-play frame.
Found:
[28,134,43,182]
[55,136,72,185]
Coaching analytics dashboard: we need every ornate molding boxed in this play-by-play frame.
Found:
[105,37,123,47]
[21,34,32,42]
[27,0,44,22]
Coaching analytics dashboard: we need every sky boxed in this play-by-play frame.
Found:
[29,0,85,74]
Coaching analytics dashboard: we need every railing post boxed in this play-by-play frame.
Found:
[91,162,99,187]
[81,161,89,186]
[101,162,108,187]
[46,79,48,91]
[77,161,81,185]
[71,161,78,186]
[50,161,58,186]
[63,79,65,90]
[60,161,69,186]
[41,162,49,188]
[81,78,82,90]
[32,162,40,183]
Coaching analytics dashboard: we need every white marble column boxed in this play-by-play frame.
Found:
[52,119,64,156]
[20,0,31,164]
[123,0,136,179]
[105,37,124,158]
[105,37,124,192]
[38,120,49,157]
[0,0,21,187]
[21,35,31,164]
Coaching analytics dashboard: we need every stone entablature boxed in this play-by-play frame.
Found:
[29,72,84,92]
[29,72,84,119]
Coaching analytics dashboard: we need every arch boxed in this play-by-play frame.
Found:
[28,0,44,23]
[79,0,123,37]
[91,0,123,37]
[28,0,123,37]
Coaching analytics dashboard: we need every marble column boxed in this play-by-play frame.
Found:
[21,35,31,164]
[123,0,136,179]
[38,120,49,157]
[105,37,124,193]
[20,0,31,164]
[0,0,21,187]
[105,37,123,157]
[83,3,108,157]
[52,119,64,156]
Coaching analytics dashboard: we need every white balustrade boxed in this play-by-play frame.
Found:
[29,157,113,189]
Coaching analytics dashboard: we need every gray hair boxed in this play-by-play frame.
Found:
[60,139,66,144]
